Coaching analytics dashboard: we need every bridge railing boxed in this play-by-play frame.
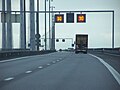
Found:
[0,49,56,60]
[89,48,120,55]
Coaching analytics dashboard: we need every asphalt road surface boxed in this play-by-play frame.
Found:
[0,52,120,90]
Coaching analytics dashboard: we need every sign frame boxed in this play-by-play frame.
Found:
[66,13,74,23]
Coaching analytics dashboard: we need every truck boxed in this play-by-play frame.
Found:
[75,34,88,54]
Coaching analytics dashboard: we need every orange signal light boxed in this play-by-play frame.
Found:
[77,14,86,23]
[55,14,64,23]
[56,16,62,21]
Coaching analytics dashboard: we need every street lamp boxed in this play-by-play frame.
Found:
[36,0,40,51]
[24,0,26,49]
[50,6,55,50]
[51,6,55,24]
[48,1,53,31]
[45,0,47,50]
[47,0,53,50]
[45,0,53,50]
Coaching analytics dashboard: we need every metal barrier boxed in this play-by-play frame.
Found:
[88,48,120,55]
[0,50,56,60]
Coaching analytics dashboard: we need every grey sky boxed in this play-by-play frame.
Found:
[0,0,120,49]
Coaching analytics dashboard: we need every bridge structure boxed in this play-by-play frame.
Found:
[0,0,115,51]
[0,1,120,89]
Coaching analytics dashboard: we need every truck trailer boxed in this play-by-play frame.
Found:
[75,34,88,54]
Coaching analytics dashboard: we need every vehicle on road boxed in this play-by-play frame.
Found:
[75,34,88,54]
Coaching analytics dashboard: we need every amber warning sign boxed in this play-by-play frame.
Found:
[77,14,86,23]
[55,14,64,23]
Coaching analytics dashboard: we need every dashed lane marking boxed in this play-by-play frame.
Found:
[38,66,43,69]
[52,61,56,63]
[59,58,62,60]
[47,63,50,66]
[2,59,62,83]
[4,77,14,81]
[25,71,32,74]
[57,60,59,62]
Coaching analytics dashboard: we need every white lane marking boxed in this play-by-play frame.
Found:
[38,66,43,69]
[89,54,120,85]
[0,55,43,63]
[4,77,14,81]
[59,58,62,60]
[52,61,56,63]
[57,60,59,62]
[25,71,32,74]
[47,63,50,66]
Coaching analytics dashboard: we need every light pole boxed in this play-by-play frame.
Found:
[36,0,40,51]
[51,6,55,50]
[45,0,53,50]
[24,0,26,49]
[112,11,114,48]
[48,0,53,50]
[2,0,6,49]
[7,0,12,49]
[45,0,47,50]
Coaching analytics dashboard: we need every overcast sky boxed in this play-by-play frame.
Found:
[0,0,120,49]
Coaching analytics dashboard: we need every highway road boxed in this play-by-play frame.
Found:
[0,51,120,90]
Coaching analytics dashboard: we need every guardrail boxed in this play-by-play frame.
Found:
[0,50,56,60]
[88,48,120,55]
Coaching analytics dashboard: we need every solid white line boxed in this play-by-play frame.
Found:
[89,54,120,85]
[0,55,42,63]
[38,66,43,69]
[0,57,28,63]
[25,71,32,74]
[4,77,14,81]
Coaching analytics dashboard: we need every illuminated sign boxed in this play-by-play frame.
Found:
[77,14,86,23]
[66,13,74,23]
[55,14,64,23]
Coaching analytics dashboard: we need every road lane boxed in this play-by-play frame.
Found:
[0,52,69,81]
[89,51,120,74]
[90,54,120,85]
[0,52,120,90]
